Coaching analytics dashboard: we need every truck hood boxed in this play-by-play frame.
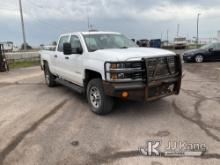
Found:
[90,47,176,61]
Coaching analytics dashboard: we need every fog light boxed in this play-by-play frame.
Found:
[122,91,129,98]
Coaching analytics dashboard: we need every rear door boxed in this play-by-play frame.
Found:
[212,43,220,60]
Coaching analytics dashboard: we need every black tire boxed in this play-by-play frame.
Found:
[44,62,56,87]
[87,78,114,115]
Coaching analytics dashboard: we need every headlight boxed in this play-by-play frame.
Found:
[105,61,145,82]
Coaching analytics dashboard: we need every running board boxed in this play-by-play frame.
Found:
[55,78,84,94]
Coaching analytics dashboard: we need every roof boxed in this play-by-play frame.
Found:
[60,31,121,37]
[81,31,120,35]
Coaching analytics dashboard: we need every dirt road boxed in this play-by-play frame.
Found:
[0,63,220,165]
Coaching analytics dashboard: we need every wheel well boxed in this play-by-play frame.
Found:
[194,54,204,59]
[84,70,102,88]
[195,54,204,57]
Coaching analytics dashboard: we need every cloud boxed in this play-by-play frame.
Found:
[1,0,220,21]
[0,0,220,46]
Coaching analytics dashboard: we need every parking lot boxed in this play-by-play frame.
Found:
[0,61,220,165]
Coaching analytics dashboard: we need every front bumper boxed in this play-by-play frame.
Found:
[103,76,182,101]
[183,55,194,62]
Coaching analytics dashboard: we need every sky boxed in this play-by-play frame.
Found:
[0,0,220,47]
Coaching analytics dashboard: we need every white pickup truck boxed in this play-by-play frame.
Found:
[40,31,182,115]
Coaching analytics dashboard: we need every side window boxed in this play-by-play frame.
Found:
[58,36,69,52]
[215,43,220,50]
[70,35,82,54]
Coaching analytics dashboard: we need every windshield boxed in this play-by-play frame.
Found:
[83,34,137,52]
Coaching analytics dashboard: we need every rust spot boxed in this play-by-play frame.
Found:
[151,161,163,165]
[71,141,79,147]
[155,130,170,137]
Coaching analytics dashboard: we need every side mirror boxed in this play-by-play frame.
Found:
[208,48,214,52]
[63,43,72,55]
[76,47,83,54]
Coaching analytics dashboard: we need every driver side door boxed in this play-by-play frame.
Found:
[62,35,84,86]
[212,43,220,60]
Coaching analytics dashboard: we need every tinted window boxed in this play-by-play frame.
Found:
[214,43,220,50]
[70,35,82,54]
[58,36,69,52]
[201,43,215,49]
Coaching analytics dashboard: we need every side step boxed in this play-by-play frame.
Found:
[55,78,84,94]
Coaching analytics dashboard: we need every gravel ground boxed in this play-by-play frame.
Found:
[0,62,219,165]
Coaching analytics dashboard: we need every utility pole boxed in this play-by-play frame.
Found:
[197,13,201,47]
[166,29,169,46]
[19,0,27,50]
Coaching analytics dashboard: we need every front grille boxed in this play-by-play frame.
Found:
[146,56,178,81]
[122,62,146,80]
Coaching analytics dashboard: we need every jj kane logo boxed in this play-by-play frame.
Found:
[139,140,207,157]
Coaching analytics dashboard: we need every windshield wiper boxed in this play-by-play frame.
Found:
[120,46,128,49]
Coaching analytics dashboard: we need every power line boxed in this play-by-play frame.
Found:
[25,0,44,9]
[0,2,17,8]
[25,10,71,31]
[24,0,73,31]
[0,7,17,11]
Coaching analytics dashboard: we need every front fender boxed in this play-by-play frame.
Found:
[83,59,105,80]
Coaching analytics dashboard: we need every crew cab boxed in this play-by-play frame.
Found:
[40,31,182,115]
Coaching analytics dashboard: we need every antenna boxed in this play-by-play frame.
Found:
[177,24,180,37]
[167,29,169,46]
[87,13,90,30]
[86,4,90,31]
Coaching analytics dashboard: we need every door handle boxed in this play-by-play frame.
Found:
[54,55,58,58]
[65,56,69,60]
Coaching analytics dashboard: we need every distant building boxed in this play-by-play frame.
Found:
[41,45,56,51]
[0,42,13,52]
[199,38,218,45]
